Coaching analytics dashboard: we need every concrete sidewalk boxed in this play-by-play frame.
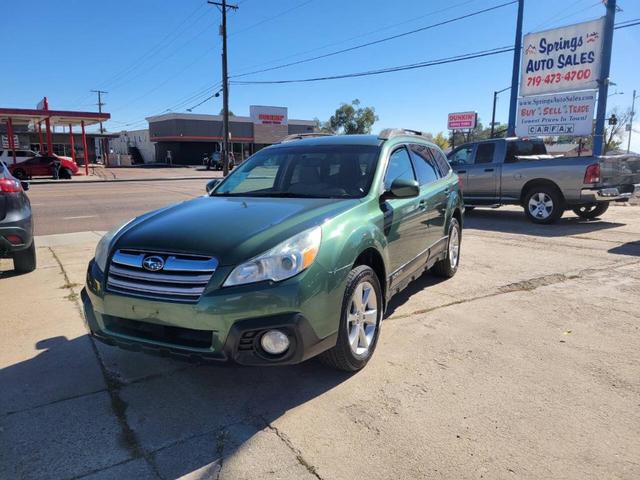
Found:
[1,207,640,479]
[28,164,223,185]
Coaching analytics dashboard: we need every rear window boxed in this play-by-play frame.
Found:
[506,140,546,163]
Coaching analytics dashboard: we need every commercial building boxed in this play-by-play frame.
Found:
[146,106,316,164]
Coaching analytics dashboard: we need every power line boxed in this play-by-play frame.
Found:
[228,0,314,37]
[98,3,208,90]
[230,0,517,79]
[231,46,514,85]
[614,19,640,29]
[229,0,479,77]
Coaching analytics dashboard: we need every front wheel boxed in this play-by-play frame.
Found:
[523,187,564,224]
[432,217,461,278]
[59,168,72,179]
[12,168,27,180]
[319,265,382,372]
[572,202,609,220]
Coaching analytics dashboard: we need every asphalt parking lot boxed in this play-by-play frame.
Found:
[1,205,639,480]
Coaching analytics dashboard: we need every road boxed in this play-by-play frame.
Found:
[1,199,639,479]
[28,180,204,235]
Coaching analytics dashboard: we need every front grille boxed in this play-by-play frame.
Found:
[106,249,218,303]
[103,315,213,349]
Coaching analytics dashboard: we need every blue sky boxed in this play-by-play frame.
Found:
[2,0,639,149]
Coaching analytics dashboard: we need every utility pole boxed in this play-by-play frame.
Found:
[91,89,108,166]
[507,0,524,136]
[593,0,617,156]
[91,90,107,133]
[628,89,636,154]
[208,0,238,177]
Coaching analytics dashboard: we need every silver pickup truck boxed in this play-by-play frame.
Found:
[447,138,640,224]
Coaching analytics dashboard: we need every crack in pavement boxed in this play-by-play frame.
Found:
[258,416,324,480]
[49,247,163,480]
[389,258,640,321]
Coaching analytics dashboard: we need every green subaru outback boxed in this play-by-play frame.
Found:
[82,130,463,371]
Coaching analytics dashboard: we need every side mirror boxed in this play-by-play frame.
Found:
[206,179,221,194]
[382,177,419,200]
[21,181,29,191]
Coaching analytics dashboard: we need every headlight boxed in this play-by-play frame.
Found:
[223,226,321,287]
[94,218,135,271]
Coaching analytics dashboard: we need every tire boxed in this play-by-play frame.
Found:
[12,169,27,180]
[523,186,564,224]
[572,202,609,220]
[13,241,36,273]
[319,265,383,372]
[431,217,461,278]
[59,168,72,180]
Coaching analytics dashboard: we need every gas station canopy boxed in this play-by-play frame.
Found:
[0,107,109,127]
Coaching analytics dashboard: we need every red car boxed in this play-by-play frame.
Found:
[9,155,79,180]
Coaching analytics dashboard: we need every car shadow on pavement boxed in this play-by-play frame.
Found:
[384,272,447,318]
[464,208,625,237]
[608,240,640,257]
[0,333,352,479]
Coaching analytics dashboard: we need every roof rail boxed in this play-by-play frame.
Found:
[277,133,332,143]
[378,128,428,140]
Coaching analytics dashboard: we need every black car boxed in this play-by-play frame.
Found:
[0,162,36,273]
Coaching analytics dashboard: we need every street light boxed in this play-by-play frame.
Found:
[608,90,624,98]
[491,86,511,138]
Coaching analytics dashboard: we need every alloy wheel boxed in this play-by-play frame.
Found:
[449,224,460,269]
[347,281,378,356]
[528,192,553,220]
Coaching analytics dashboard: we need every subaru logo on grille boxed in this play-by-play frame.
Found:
[142,255,165,272]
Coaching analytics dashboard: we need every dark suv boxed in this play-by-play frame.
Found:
[0,162,36,273]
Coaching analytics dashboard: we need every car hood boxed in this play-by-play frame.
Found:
[115,195,359,265]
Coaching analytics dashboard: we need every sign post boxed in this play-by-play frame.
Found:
[507,0,524,136]
[593,0,617,156]
[447,112,477,150]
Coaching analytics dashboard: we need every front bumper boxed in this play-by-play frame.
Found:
[82,260,340,366]
[580,184,639,203]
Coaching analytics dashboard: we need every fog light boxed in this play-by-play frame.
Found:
[260,329,290,355]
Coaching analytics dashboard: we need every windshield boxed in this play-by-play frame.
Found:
[212,144,380,198]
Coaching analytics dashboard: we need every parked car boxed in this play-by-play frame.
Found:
[82,129,464,371]
[0,161,36,273]
[448,137,640,223]
[0,149,41,165]
[8,154,79,180]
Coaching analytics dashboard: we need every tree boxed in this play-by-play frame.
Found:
[603,107,632,153]
[433,132,449,151]
[219,109,235,116]
[318,99,378,134]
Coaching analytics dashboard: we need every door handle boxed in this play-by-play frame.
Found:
[457,170,466,174]
[418,199,427,210]
[484,168,494,172]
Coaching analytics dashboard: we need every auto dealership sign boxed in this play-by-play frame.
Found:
[515,91,596,137]
[250,105,288,125]
[520,18,604,96]
[447,111,477,130]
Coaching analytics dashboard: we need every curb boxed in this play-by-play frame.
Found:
[29,176,221,185]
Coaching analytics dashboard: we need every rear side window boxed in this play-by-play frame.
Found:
[430,147,451,176]
[384,147,416,190]
[409,144,440,186]
[475,143,496,164]
[506,140,546,163]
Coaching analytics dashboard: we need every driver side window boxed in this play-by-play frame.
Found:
[384,147,416,190]
[449,145,474,165]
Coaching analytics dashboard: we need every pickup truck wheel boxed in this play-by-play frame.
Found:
[524,188,563,224]
[319,265,382,372]
[432,217,461,278]
[13,241,37,273]
[572,202,609,220]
